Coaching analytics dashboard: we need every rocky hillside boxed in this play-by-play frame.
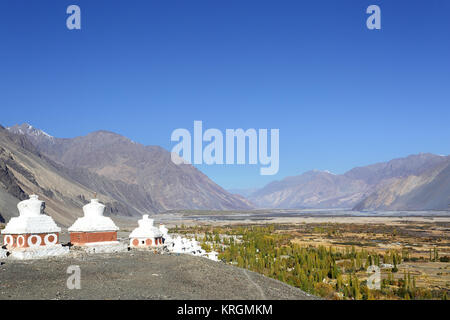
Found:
[6,124,253,214]
[249,153,449,210]
[0,251,317,300]
[0,125,126,226]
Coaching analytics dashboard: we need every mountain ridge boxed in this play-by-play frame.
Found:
[0,126,123,226]
[249,153,449,211]
[5,123,253,217]
[353,159,450,211]
[4,123,448,214]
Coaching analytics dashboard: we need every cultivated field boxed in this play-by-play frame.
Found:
[172,215,450,299]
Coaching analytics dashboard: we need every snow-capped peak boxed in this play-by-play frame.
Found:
[7,123,54,141]
[311,169,335,175]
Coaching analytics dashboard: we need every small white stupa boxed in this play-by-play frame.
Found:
[168,235,219,261]
[1,195,69,259]
[207,251,219,262]
[68,198,126,253]
[129,215,164,248]
[170,236,203,255]
[159,223,172,244]
[170,236,186,253]
[0,248,6,259]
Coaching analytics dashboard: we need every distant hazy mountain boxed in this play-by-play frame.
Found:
[7,124,253,214]
[344,153,448,185]
[353,159,450,211]
[249,170,369,209]
[249,154,449,210]
[228,188,259,198]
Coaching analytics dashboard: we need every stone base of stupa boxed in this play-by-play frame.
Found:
[0,248,8,259]
[129,245,167,255]
[8,244,69,260]
[71,241,128,254]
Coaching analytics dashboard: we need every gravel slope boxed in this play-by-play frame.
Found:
[0,251,317,300]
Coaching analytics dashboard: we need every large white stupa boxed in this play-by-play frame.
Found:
[129,215,164,248]
[1,195,69,259]
[68,198,126,253]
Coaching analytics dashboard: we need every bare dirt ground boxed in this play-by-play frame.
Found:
[165,216,450,228]
[0,250,317,300]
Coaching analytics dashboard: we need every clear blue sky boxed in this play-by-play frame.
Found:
[1,0,449,190]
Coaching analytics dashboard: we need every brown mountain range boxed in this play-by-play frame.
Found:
[353,159,450,211]
[2,123,448,220]
[0,125,123,226]
[248,153,449,211]
[3,123,252,224]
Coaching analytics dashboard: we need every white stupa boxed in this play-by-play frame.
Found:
[170,236,187,253]
[170,236,203,255]
[129,215,164,248]
[167,235,219,261]
[159,223,172,244]
[68,198,126,253]
[129,220,219,261]
[0,248,6,259]
[1,195,69,259]
[207,251,219,262]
